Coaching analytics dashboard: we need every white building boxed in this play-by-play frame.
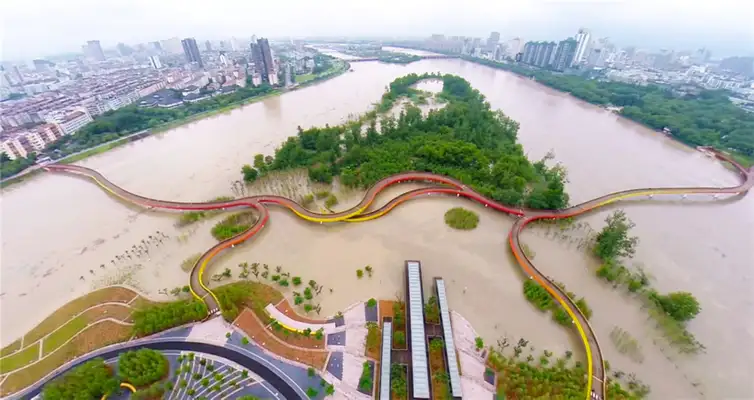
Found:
[23,123,64,150]
[573,28,592,66]
[1,134,32,159]
[220,53,230,66]
[506,38,524,59]
[56,110,93,135]
[149,55,163,69]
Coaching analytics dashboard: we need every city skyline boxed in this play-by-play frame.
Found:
[2,0,753,61]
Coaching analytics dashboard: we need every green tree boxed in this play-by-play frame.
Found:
[241,164,259,183]
[41,358,119,400]
[594,210,639,261]
[253,153,267,172]
[117,348,169,387]
[657,291,702,322]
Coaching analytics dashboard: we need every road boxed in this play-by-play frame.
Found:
[13,339,302,400]
[45,147,752,400]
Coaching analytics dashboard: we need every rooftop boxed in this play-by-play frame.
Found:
[407,260,430,399]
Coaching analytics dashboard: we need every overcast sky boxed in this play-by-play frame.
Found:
[1,0,753,61]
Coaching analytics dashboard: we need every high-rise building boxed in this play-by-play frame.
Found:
[252,38,276,85]
[506,38,524,59]
[181,38,203,68]
[84,40,106,61]
[538,42,558,68]
[522,41,556,68]
[148,55,163,70]
[149,41,162,53]
[4,66,23,84]
[587,48,606,67]
[552,38,577,71]
[250,42,264,76]
[573,28,591,66]
[116,43,133,56]
[486,31,500,51]
[231,37,242,51]
[205,40,213,52]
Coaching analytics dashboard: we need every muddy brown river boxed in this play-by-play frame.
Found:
[2,55,752,398]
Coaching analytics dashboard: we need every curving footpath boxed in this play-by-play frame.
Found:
[15,339,301,400]
[45,147,752,400]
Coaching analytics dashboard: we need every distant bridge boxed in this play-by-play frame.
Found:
[348,54,458,62]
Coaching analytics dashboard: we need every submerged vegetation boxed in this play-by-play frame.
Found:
[593,210,704,353]
[522,280,592,326]
[242,73,569,211]
[444,207,479,230]
[488,348,647,399]
[210,212,256,241]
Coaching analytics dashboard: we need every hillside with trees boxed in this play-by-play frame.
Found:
[466,57,754,165]
[247,73,569,210]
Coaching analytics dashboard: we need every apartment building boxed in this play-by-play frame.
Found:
[0,122,65,159]
[57,111,93,135]
[1,134,33,160]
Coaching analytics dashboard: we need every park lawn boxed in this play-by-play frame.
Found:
[0,342,39,374]
[295,73,315,83]
[42,315,88,356]
[0,339,21,357]
[23,286,137,345]
[214,281,283,325]
[0,321,131,397]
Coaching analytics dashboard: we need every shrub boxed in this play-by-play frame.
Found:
[657,291,701,322]
[444,207,479,230]
[292,276,302,286]
[358,361,373,392]
[241,337,249,345]
[366,298,377,308]
[356,269,364,278]
[41,358,119,400]
[241,165,258,183]
[131,299,208,337]
[211,212,255,241]
[393,331,406,346]
[325,194,338,208]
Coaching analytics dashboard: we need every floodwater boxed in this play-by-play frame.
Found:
[2,56,752,399]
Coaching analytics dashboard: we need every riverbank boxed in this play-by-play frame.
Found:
[386,46,753,167]
[0,60,349,189]
[461,55,753,167]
